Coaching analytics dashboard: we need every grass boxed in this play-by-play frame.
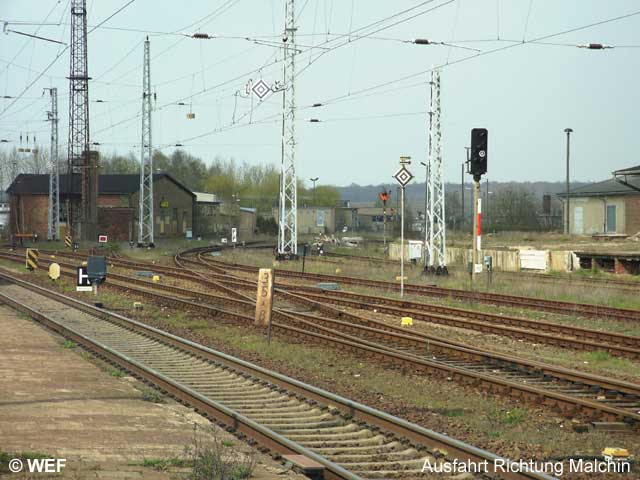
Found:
[62,339,77,349]
[175,322,621,455]
[140,387,166,404]
[2,248,636,457]
[185,424,255,480]
[107,368,125,378]
[0,450,50,473]
[137,426,249,478]
[214,247,640,311]
[142,457,189,471]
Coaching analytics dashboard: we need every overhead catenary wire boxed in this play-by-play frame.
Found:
[155,7,640,150]
[0,0,138,119]
[93,2,640,151]
[7,2,640,157]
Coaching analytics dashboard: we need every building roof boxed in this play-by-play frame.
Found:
[357,206,385,215]
[6,173,194,197]
[613,165,640,176]
[560,177,640,198]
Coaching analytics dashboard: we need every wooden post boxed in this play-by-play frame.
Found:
[255,268,275,328]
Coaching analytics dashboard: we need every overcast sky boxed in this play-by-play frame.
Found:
[1,0,639,187]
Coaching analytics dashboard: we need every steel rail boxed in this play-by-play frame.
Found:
[183,252,640,357]
[188,248,640,322]
[6,258,639,426]
[8,250,638,364]
[322,250,640,292]
[0,275,554,480]
[6,251,640,425]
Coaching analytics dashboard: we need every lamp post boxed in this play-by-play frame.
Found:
[309,177,319,205]
[564,128,573,235]
[420,161,428,265]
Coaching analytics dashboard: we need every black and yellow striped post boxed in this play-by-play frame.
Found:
[64,236,73,248]
[26,248,39,271]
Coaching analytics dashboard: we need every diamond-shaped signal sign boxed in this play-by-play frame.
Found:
[394,166,414,187]
[252,79,271,99]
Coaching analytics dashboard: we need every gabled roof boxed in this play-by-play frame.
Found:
[613,165,640,176]
[6,173,194,197]
[560,177,640,198]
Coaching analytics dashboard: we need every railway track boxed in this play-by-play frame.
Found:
[8,249,637,358]
[6,250,640,427]
[0,274,554,480]
[186,248,640,322]
[322,250,640,293]
[187,252,640,358]
[17,245,640,321]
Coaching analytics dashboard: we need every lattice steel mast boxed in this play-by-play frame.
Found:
[424,69,447,274]
[45,88,60,240]
[67,0,92,240]
[138,37,154,247]
[277,0,298,259]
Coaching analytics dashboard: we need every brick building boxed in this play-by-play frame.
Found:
[7,173,195,241]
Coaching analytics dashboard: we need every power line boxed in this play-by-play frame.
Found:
[0,0,62,77]
[0,0,138,119]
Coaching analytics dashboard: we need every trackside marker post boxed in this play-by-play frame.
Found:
[25,248,39,270]
[255,268,275,343]
[393,156,414,299]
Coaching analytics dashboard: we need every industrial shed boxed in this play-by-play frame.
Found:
[560,165,640,236]
[7,172,195,241]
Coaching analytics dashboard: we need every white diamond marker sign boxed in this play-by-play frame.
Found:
[394,166,414,187]
[252,79,271,99]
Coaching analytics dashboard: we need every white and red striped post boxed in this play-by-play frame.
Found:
[472,179,482,280]
[476,198,482,251]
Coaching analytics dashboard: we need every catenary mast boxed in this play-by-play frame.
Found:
[277,0,298,258]
[138,37,154,247]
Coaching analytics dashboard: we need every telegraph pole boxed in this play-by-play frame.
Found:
[424,69,447,275]
[45,87,60,241]
[138,37,154,247]
[277,0,298,259]
[67,0,92,241]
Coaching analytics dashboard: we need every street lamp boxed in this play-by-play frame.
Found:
[564,128,573,234]
[309,177,319,205]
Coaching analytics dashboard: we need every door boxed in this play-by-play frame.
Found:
[573,206,583,234]
[606,205,616,233]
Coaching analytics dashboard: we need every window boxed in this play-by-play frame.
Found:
[606,205,616,233]
[573,206,583,234]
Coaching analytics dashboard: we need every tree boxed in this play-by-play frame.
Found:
[153,149,208,191]
[299,184,341,207]
[100,152,138,173]
[491,186,540,231]
[444,191,462,230]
